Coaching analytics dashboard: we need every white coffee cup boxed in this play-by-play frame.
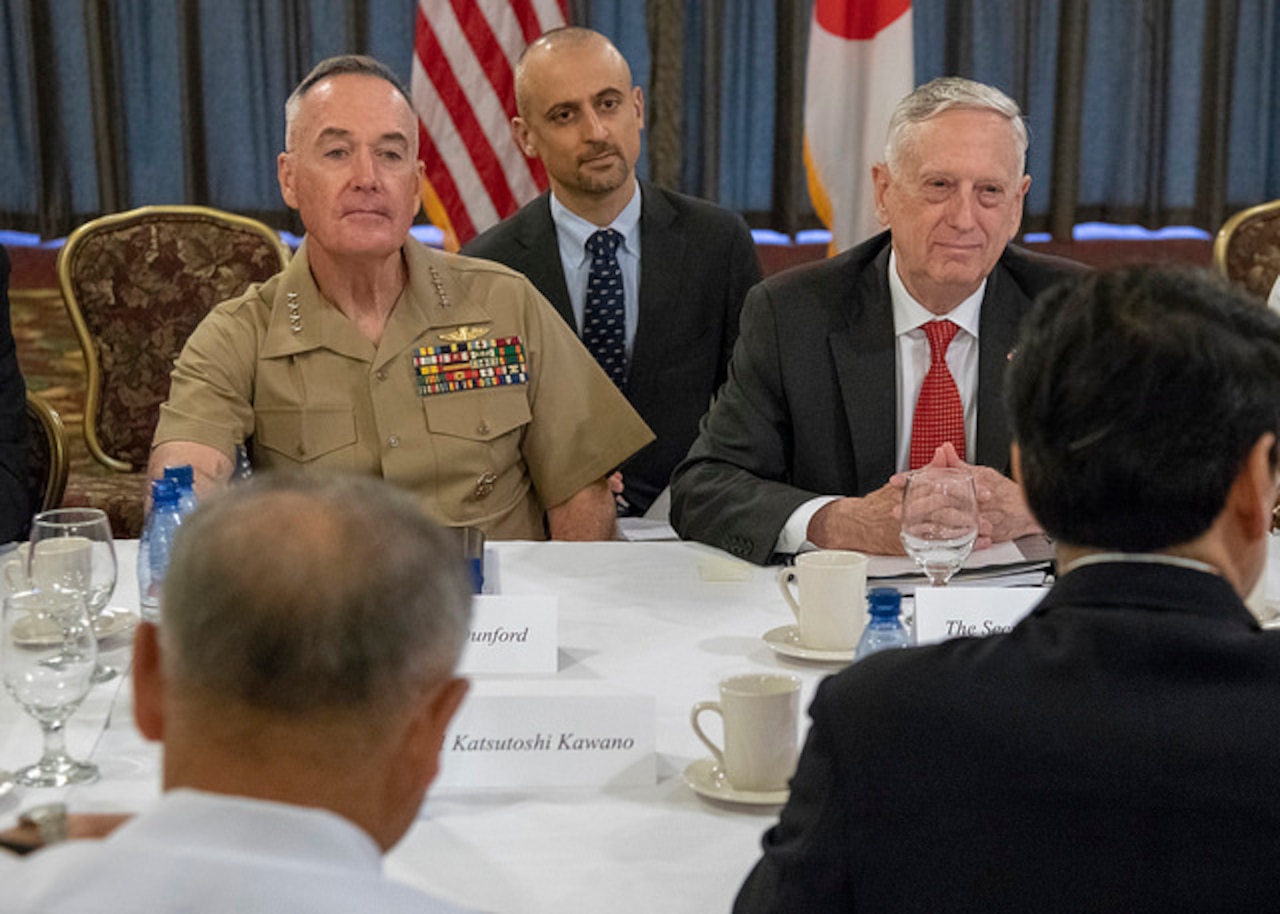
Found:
[690,672,801,793]
[777,549,869,650]
[4,537,93,592]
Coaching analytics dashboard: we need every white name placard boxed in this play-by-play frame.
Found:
[458,595,558,675]
[438,682,656,788]
[913,587,1043,646]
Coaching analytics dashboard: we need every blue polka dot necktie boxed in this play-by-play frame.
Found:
[583,229,627,387]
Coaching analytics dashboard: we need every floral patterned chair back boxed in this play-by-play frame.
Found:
[54,206,289,537]
[1213,199,1280,301]
[58,205,290,472]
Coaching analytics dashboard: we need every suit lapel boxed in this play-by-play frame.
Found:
[633,184,683,369]
[831,246,898,490]
[516,196,577,331]
[974,265,1024,470]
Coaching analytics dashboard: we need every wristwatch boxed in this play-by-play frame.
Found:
[0,802,69,855]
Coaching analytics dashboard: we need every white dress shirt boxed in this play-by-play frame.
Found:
[551,182,643,357]
[775,251,987,554]
[0,789,474,914]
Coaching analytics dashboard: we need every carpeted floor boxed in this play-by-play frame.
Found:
[9,248,151,536]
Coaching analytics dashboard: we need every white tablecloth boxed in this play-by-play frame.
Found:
[0,539,833,914]
[5,535,1278,914]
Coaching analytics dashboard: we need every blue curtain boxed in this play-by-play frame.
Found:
[2,0,1279,237]
[1227,0,1280,205]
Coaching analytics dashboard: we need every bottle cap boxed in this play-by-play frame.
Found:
[867,587,902,615]
[162,465,195,488]
[150,478,179,505]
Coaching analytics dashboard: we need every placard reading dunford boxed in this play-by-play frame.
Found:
[438,683,656,788]
[913,587,1043,646]
[458,595,558,675]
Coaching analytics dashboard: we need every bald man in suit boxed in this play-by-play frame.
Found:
[464,27,761,516]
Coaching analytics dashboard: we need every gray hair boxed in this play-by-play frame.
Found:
[284,54,414,150]
[884,76,1028,174]
[159,474,472,716]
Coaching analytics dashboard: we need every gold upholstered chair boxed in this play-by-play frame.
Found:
[1213,198,1280,300]
[57,205,290,536]
[24,391,69,514]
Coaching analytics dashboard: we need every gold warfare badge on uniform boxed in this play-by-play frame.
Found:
[413,334,529,396]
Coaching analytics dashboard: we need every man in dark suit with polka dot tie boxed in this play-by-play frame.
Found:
[464,27,762,517]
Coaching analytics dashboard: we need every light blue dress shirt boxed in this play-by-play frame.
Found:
[550,183,643,357]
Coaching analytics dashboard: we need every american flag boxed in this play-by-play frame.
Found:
[412,0,568,250]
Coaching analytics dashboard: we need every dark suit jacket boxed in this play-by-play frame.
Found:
[669,232,1080,563]
[462,182,761,515]
[0,244,29,542]
[734,563,1280,913]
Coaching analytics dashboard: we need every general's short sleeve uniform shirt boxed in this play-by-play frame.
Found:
[154,239,653,540]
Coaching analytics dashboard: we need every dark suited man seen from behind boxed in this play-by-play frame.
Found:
[734,267,1280,914]
[670,77,1081,563]
[0,244,30,542]
[463,27,762,516]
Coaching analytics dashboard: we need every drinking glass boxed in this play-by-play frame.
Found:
[900,467,979,586]
[1,589,99,786]
[28,508,119,683]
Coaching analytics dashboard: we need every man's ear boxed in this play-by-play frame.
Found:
[871,163,892,226]
[511,118,537,158]
[132,621,165,742]
[1231,433,1278,539]
[278,151,297,209]
[408,677,470,790]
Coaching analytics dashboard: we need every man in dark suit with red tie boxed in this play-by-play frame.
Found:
[734,266,1280,913]
[669,77,1079,564]
[463,27,761,517]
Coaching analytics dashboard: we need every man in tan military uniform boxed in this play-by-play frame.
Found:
[150,54,652,540]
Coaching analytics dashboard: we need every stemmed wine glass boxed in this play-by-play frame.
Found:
[28,508,120,683]
[1,589,99,786]
[900,467,979,586]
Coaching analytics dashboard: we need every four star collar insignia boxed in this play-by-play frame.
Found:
[414,327,528,396]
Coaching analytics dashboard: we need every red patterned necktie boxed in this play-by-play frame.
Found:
[909,320,965,469]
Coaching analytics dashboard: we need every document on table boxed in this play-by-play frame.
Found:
[867,534,1054,594]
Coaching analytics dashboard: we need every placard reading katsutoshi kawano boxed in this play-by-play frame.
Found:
[437,683,656,788]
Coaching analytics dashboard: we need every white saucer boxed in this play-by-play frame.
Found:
[762,625,854,663]
[683,758,788,806]
[94,608,139,643]
[12,608,138,647]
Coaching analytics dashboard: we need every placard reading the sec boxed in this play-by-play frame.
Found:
[913,587,1041,645]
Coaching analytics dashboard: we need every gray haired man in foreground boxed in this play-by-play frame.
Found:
[2,475,475,913]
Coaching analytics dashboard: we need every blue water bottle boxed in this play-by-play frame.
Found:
[162,464,197,517]
[855,587,911,660]
[138,479,184,624]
